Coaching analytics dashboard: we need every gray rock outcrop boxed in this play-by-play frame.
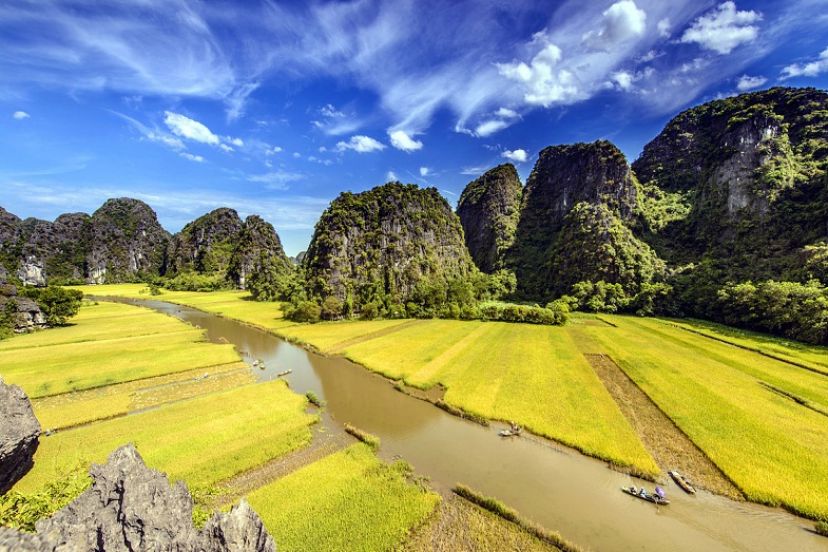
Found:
[0,444,276,552]
[0,379,41,494]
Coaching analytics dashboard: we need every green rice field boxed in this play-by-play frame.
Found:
[68,285,828,520]
[247,444,440,552]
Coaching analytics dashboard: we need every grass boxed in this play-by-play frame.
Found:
[452,485,581,552]
[572,315,828,520]
[14,380,317,494]
[71,285,828,519]
[246,444,440,552]
[340,320,658,474]
[663,317,828,375]
[0,301,240,398]
[31,362,252,430]
[816,521,828,537]
[344,423,381,449]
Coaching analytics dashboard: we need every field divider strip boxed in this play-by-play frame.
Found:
[657,320,828,377]
[325,319,425,354]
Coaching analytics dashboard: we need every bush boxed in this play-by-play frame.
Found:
[344,423,380,449]
[321,296,343,321]
[285,300,322,323]
[717,279,828,344]
[163,272,228,292]
[21,287,83,326]
[360,301,380,320]
[0,465,89,531]
[815,521,828,537]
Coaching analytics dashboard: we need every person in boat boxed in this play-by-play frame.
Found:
[509,421,520,433]
[629,485,637,494]
[639,487,647,497]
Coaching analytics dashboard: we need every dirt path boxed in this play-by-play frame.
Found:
[585,353,742,499]
[325,319,423,354]
[214,425,352,505]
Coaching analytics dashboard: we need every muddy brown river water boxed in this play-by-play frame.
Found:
[106,298,827,552]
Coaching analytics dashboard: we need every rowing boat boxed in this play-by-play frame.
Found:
[621,487,670,505]
[669,470,696,494]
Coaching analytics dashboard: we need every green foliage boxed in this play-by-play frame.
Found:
[344,423,381,450]
[0,297,16,339]
[0,465,89,531]
[478,301,566,325]
[248,264,305,302]
[305,390,324,407]
[162,272,229,292]
[816,521,828,537]
[717,279,828,344]
[21,286,83,325]
[284,300,322,323]
[320,296,343,321]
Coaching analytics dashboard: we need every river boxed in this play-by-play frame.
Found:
[106,298,826,552]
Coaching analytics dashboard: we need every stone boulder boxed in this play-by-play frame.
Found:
[0,379,41,494]
[0,445,276,552]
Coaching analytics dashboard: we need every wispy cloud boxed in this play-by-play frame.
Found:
[781,46,828,79]
[164,111,220,145]
[502,149,528,163]
[336,135,385,153]
[12,110,30,120]
[247,170,306,190]
[388,130,423,152]
[680,2,762,55]
[736,74,767,91]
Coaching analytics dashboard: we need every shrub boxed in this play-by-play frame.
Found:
[285,300,322,323]
[344,423,380,449]
[816,521,828,537]
[321,296,343,321]
[360,301,380,320]
[305,391,324,407]
[21,287,83,326]
[163,272,228,292]
[0,465,89,531]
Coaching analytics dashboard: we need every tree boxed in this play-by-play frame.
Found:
[21,287,83,326]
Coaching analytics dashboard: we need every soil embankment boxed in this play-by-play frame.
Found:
[586,353,741,499]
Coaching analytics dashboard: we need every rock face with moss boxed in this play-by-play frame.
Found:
[510,140,662,298]
[0,445,275,552]
[0,379,40,494]
[167,208,244,276]
[85,198,170,284]
[633,87,828,281]
[303,182,476,305]
[227,215,292,289]
[457,164,522,273]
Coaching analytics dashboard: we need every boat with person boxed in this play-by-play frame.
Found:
[621,486,670,505]
[499,422,522,437]
[669,470,697,494]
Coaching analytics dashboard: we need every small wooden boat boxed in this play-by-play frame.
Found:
[669,470,696,494]
[621,487,670,505]
[498,427,522,437]
[277,369,292,377]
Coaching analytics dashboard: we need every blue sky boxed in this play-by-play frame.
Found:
[1,0,827,255]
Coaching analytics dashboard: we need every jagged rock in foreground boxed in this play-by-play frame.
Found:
[457,164,522,273]
[0,379,41,494]
[0,445,275,552]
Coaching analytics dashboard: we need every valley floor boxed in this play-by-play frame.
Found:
[68,283,828,523]
[1,296,560,551]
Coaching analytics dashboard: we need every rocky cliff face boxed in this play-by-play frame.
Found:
[0,271,46,334]
[0,445,275,552]
[227,215,292,289]
[304,182,476,305]
[167,208,244,276]
[633,87,828,280]
[0,379,40,494]
[510,140,660,297]
[457,164,522,273]
[86,198,170,284]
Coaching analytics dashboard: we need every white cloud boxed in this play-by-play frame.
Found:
[219,144,234,153]
[386,171,397,181]
[498,41,583,107]
[419,166,430,177]
[474,119,511,137]
[680,2,762,55]
[736,74,767,91]
[583,1,647,50]
[657,18,671,37]
[109,110,185,151]
[312,104,362,136]
[611,70,635,90]
[460,166,489,176]
[388,130,423,151]
[266,146,283,155]
[502,149,528,163]
[495,107,519,118]
[179,152,205,163]
[12,110,29,120]
[229,137,244,147]
[781,47,828,79]
[247,170,305,190]
[336,135,386,153]
[164,111,220,145]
